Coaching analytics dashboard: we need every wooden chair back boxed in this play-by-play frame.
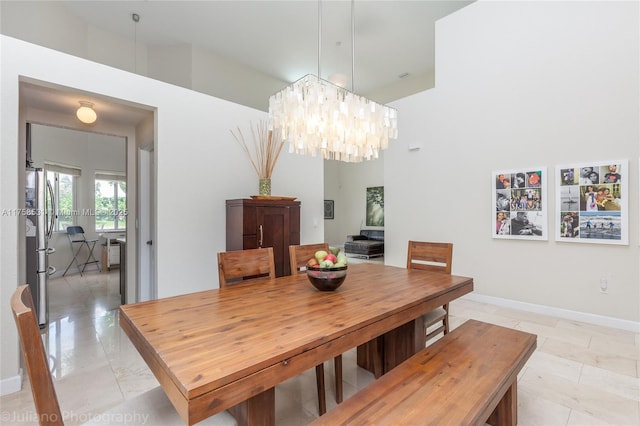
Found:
[289,243,330,275]
[11,285,63,426]
[406,241,453,274]
[289,243,343,413]
[217,247,276,287]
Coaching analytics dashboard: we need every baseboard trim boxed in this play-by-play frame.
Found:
[0,370,22,396]
[462,293,640,332]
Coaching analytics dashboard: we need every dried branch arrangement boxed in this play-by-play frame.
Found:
[230,121,285,179]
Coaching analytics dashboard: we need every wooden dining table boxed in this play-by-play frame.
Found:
[119,263,473,426]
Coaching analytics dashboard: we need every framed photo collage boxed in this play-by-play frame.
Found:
[493,160,629,245]
[493,168,547,241]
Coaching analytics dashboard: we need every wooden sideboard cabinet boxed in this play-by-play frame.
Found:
[226,198,301,277]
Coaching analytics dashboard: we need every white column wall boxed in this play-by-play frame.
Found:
[0,35,323,392]
[384,1,639,323]
[324,155,385,247]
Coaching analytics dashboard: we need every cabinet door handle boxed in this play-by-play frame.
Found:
[259,225,263,247]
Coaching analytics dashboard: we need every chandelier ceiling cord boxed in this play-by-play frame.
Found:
[268,0,398,163]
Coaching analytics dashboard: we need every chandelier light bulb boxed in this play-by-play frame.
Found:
[328,73,348,88]
[76,101,97,124]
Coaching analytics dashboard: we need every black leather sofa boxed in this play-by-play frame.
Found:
[344,230,384,258]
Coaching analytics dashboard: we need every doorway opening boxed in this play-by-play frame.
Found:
[19,80,156,326]
[28,123,126,314]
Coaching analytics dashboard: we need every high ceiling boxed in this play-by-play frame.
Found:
[61,0,472,95]
[16,1,473,127]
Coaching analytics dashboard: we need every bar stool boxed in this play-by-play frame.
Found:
[63,226,101,276]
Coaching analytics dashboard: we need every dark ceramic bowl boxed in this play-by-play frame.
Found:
[306,266,348,291]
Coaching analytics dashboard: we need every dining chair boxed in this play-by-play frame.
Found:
[10,284,237,426]
[217,247,275,287]
[406,241,454,344]
[289,243,344,414]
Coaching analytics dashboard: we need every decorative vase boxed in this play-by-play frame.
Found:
[259,178,271,196]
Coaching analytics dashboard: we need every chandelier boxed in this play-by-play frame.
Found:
[268,1,398,163]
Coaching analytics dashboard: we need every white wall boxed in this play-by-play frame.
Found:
[88,25,148,76]
[324,155,385,247]
[367,69,435,105]
[0,2,285,111]
[323,159,343,246]
[0,1,88,58]
[1,35,324,393]
[147,44,193,89]
[385,1,639,324]
[192,46,288,112]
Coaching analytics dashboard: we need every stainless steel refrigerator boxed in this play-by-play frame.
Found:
[25,167,55,327]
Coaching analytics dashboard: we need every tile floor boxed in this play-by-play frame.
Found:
[1,269,638,425]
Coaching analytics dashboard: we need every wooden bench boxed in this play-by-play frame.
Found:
[311,320,536,426]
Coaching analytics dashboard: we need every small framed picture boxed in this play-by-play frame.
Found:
[324,200,334,220]
[366,186,384,227]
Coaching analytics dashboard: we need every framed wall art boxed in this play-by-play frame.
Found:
[493,167,547,240]
[555,160,628,245]
[324,200,334,220]
[366,186,384,227]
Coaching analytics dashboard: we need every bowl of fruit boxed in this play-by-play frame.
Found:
[305,247,348,291]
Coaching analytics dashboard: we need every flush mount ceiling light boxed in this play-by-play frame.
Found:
[76,101,97,124]
[268,0,398,163]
